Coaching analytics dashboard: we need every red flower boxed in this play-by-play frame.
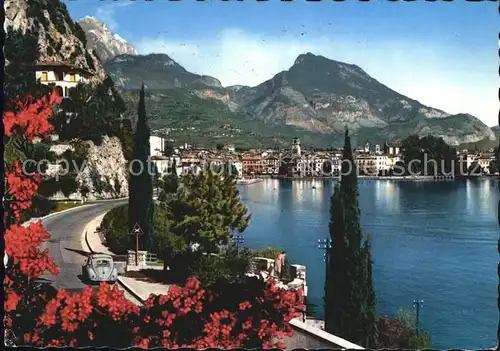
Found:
[5,291,21,312]
[4,92,61,141]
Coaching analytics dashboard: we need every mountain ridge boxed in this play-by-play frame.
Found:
[105,53,223,90]
[106,51,494,147]
[77,16,137,62]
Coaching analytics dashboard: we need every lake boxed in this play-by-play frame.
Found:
[237,178,498,349]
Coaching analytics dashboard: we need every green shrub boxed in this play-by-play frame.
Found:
[252,246,283,259]
[101,205,130,255]
[102,203,170,255]
[114,174,122,195]
[173,245,254,287]
[375,309,432,348]
[28,194,57,218]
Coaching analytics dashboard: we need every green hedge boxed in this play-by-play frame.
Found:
[101,203,170,255]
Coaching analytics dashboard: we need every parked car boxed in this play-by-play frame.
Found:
[82,253,118,283]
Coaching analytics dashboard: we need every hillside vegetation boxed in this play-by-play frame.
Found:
[121,89,340,149]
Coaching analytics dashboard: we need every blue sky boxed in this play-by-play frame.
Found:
[65,0,498,126]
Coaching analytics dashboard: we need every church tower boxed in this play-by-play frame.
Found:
[291,137,302,157]
[364,140,370,153]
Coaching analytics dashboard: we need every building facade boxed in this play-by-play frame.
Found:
[35,61,93,98]
[241,154,264,176]
[150,136,167,157]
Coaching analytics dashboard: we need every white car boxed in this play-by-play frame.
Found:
[82,253,118,283]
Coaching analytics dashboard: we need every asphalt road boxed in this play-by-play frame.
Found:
[39,199,128,292]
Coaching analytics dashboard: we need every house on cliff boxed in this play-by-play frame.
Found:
[35,61,93,98]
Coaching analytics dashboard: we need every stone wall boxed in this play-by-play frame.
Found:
[282,318,364,350]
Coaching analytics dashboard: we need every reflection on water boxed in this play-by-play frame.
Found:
[237,178,498,349]
[373,180,400,214]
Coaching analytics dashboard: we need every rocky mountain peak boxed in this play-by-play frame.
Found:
[105,53,222,90]
[78,16,137,62]
[224,52,492,146]
[5,0,106,80]
[293,52,330,65]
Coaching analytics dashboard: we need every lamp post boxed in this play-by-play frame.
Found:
[233,235,244,256]
[318,238,331,263]
[413,298,424,336]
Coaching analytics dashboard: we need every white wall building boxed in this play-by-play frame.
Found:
[388,145,401,156]
[150,136,166,157]
[35,61,93,98]
[152,155,182,178]
[232,160,243,178]
[355,154,391,174]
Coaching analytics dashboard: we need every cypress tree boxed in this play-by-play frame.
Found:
[167,159,180,193]
[324,129,377,347]
[361,236,378,347]
[128,84,154,251]
[324,184,348,333]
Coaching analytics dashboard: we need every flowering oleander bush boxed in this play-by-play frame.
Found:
[3,92,304,348]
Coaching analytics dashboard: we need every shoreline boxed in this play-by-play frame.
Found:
[236,178,265,185]
[241,175,497,181]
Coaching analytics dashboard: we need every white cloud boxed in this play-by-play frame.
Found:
[95,2,130,32]
[135,29,498,127]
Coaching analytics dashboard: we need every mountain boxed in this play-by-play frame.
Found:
[119,89,337,150]
[228,53,495,146]
[105,53,223,90]
[5,0,106,81]
[107,54,336,148]
[103,49,494,147]
[77,16,137,62]
[492,126,500,138]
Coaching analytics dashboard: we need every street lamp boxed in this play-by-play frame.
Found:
[413,298,424,336]
[232,235,244,256]
[318,238,331,263]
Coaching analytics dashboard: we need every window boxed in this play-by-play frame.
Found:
[94,260,111,267]
[41,72,48,81]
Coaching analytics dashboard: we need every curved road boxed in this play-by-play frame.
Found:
[40,199,128,292]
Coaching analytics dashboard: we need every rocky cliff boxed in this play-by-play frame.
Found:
[5,0,106,81]
[78,16,137,63]
[49,136,129,201]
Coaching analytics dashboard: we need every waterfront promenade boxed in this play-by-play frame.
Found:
[259,174,496,181]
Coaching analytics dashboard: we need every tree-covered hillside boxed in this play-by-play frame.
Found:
[121,89,342,150]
